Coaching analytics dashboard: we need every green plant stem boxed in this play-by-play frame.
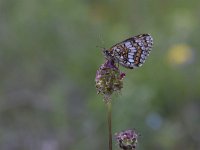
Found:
[107,102,112,150]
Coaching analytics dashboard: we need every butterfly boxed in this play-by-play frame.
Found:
[103,34,153,69]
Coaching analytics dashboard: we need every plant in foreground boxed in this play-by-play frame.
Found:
[95,60,139,150]
[95,59,125,103]
[95,59,125,150]
[115,129,139,150]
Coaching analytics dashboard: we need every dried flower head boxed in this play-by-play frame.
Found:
[95,60,125,103]
[115,129,139,150]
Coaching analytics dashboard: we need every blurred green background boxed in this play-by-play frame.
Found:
[0,0,200,150]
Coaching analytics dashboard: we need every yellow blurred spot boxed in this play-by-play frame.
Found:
[167,44,193,65]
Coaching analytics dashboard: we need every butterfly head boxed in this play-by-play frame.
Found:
[102,49,113,60]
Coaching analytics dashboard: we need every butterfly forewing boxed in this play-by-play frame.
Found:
[108,34,153,69]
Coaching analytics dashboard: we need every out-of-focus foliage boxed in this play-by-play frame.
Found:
[0,0,199,150]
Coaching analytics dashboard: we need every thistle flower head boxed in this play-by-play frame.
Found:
[95,60,125,103]
[115,129,139,150]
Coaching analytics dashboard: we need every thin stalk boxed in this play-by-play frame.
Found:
[107,102,112,150]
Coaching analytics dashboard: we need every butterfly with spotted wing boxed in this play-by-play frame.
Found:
[103,34,153,69]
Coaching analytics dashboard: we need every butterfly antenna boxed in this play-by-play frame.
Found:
[96,34,106,52]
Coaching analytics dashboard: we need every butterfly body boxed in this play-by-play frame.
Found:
[103,34,153,69]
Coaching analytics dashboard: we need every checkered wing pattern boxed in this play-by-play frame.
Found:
[109,34,153,69]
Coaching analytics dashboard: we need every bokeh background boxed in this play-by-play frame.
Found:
[0,0,200,150]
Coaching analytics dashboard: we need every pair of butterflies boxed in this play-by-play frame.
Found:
[103,34,153,69]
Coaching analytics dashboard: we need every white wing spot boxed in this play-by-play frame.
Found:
[129,47,137,52]
[138,42,143,46]
[138,64,143,67]
[129,59,134,62]
[116,48,120,52]
[129,52,135,55]
[135,40,140,42]
[128,55,134,59]
[141,54,146,59]
[141,46,145,50]
[125,42,132,48]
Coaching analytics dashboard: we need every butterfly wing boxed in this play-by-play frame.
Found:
[109,34,153,69]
